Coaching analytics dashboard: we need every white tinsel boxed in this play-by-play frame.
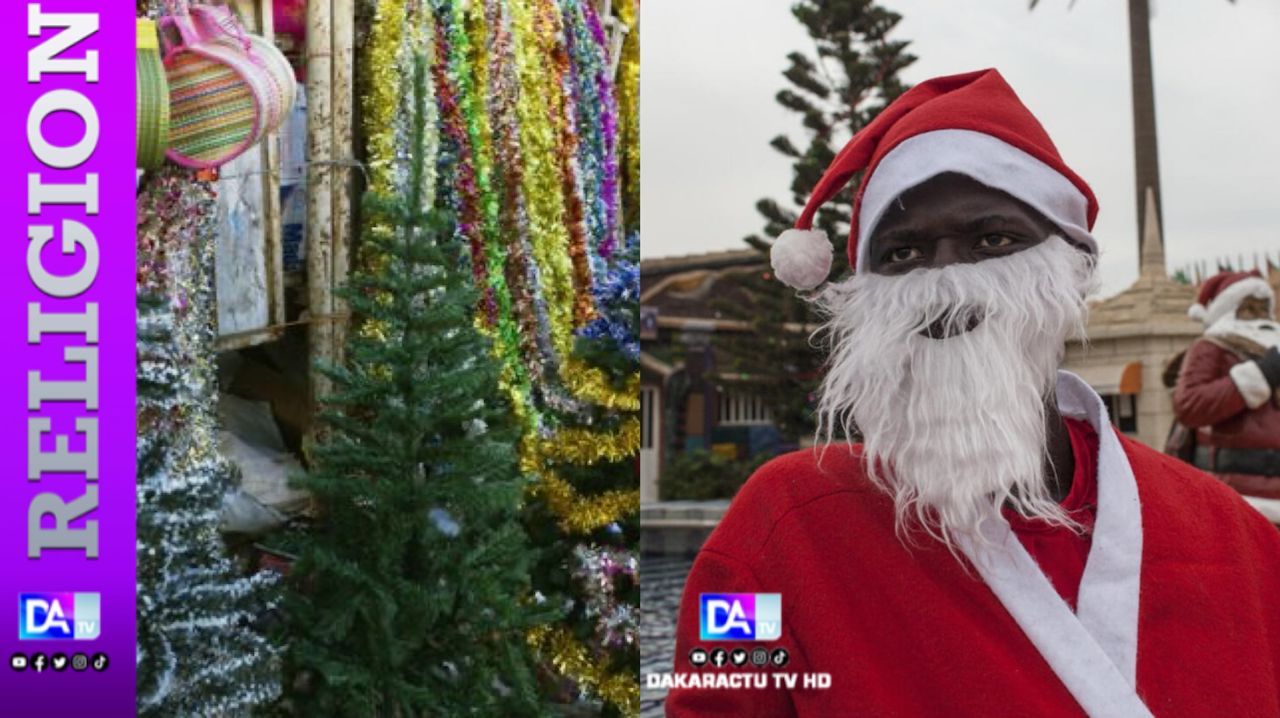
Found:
[428,507,462,537]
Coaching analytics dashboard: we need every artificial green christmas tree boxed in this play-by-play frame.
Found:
[280,55,554,717]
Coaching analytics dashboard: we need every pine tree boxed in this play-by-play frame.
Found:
[280,55,555,717]
[747,0,914,255]
[135,180,281,716]
[716,0,915,441]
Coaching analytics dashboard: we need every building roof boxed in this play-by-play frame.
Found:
[641,264,765,320]
[640,248,764,280]
[641,247,769,322]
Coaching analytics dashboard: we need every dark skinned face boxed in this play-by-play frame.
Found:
[1236,295,1273,321]
[866,172,1061,275]
[865,172,1064,340]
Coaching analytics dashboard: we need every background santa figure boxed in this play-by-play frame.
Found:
[1174,270,1280,509]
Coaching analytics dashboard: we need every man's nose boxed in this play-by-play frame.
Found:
[931,237,966,268]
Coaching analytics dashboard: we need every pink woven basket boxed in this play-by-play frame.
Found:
[160,11,265,169]
[189,4,296,129]
[160,1,293,169]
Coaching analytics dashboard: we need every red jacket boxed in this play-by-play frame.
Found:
[666,435,1280,717]
[1174,338,1280,496]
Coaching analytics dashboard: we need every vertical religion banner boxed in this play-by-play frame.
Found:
[1,4,135,716]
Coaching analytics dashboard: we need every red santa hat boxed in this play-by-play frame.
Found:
[1188,270,1275,326]
[770,68,1099,290]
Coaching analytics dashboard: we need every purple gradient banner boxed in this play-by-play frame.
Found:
[1,4,136,717]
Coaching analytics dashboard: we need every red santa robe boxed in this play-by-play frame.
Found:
[665,372,1280,717]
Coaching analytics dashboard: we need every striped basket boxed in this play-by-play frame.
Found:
[190,5,296,131]
[161,11,265,169]
[136,19,170,170]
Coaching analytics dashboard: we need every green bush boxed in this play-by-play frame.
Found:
[659,450,773,501]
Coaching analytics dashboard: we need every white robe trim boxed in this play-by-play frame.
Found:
[958,371,1151,717]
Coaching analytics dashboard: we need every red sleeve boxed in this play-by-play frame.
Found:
[1173,339,1250,428]
[664,548,798,718]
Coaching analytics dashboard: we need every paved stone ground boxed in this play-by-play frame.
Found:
[639,554,694,717]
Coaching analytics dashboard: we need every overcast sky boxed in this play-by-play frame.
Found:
[639,0,1280,297]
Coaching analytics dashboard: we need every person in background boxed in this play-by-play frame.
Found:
[665,69,1280,718]
[1174,270,1280,509]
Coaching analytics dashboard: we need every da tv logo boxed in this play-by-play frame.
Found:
[18,593,100,640]
[699,593,781,641]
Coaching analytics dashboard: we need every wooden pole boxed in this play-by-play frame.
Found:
[331,0,354,371]
[306,0,335,411]
[257,0,285,333]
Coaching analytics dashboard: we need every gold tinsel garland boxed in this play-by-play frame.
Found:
[616,0,639,232]
[511,0,579,363]
[358,0,414,346]
[540,417,640,465]
[534,472,640,534]
[528,625,640,715]
[521,419,640,535]
[363,0,406,197]
[562,357,641,411]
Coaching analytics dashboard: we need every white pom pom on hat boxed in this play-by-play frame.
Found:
[769,68,1099,291]
[770,229,832,291]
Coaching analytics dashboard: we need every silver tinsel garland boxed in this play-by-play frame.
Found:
[136,169,281,716]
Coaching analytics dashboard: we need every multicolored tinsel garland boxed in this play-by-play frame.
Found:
[438,0,540,435]
[572,544,638,650]
[357,0,436,347]
[433,3,488,305]
[540,0,597,328]
[484,0,555,422]
[563,0,621,264]
[578,233,639,361]
[360,0,640,711]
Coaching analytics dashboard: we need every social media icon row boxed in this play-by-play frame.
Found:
[10,652,107,673]
[688,646,789,669]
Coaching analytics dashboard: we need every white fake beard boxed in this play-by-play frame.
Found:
[1206,315,1280,350]
[812,237,1097,548]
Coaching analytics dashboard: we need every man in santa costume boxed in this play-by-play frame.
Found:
[1174,270,1280,503]
[665,69,1280,717]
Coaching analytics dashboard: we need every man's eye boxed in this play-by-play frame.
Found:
[977,234,1016,249]
[886,247,923,263]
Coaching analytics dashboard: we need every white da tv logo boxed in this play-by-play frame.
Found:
[18,593,100,640]
[28,600,68,635]
[698,593,782,641]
